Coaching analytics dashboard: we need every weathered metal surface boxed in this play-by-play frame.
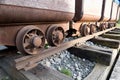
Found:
[46,26,65,46]
[0,25,23,46]
[100,23,106,31]
[90,24,96,34]
[116,7,120,21]
[108,23,112,28]
[70,22,96,37]
[72,22,82,32]
[0,0,75,13]
[80,24,90,36]
[73,0,83,21]
[16,26,45,54]
[102,0,113,21]
[0,23,69,46]
[81,15,101,22]
[73,0,103,22]
[0,0,75,24]
[15,27,116,70]
[110,2,118,21]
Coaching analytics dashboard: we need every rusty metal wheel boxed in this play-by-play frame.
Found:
[16,25,45,54]
[80,24,90,36]
[90,24,96,34]
[114,23,116,27]
[46,26,65,46]
[100,24,106,31]
[108,23,112,28]
[105,23,108,29]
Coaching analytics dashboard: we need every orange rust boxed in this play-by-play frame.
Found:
[80,14,101,22]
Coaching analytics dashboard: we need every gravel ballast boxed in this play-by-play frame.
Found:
[40,50,95,80]
[40,40,111,80]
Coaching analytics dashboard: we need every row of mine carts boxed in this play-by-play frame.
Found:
[0,0,119,54]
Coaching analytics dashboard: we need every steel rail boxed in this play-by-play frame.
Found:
[15,27,116,70]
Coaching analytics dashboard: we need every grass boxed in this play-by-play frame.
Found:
[117,20,120,27]
[60,68,72,77]
[117,23,120,27]
[44,44,49,49]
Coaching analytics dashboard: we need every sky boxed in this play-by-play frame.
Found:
[115,0,120,4]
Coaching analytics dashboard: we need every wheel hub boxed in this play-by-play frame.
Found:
[32,36,42,47]
[55,31,64,41]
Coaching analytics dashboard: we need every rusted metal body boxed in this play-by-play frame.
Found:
[116,7,120,21]
[72,0,106,36]
[71,22,96,36]
[0,0,118,54]
[0,0,75,24]
[0,23,69,46]
[110,2,118,22]
[73,0,103,22]
[0,0,75,54]
[101,0,113,21]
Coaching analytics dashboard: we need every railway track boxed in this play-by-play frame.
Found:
[0,27,120,80]
[14,27,116,70]
[0,0,119,80]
